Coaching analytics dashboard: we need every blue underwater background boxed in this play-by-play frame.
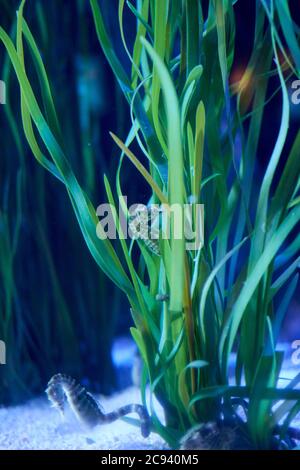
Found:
[0,0,299,407]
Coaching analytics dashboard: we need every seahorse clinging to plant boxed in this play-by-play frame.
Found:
[128,204,161,256]
[46,373,151,438]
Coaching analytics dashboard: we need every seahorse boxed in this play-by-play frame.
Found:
[128,204,160,256]
[46,373,151,438]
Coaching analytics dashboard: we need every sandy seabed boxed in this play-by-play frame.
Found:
[0,352,299,450]
[0,387,167,450]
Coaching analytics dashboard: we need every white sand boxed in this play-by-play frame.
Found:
[0,387,167,450]
[0,353,299,450]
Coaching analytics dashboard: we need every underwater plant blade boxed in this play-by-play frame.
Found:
[220,206,300,373]
[0,25,136,298]
[141,37,185,313]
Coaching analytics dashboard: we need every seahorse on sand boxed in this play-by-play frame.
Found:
[46,373,151,438]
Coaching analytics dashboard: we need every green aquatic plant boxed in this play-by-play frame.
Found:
[0,0,119,402]
[1,0,300,448]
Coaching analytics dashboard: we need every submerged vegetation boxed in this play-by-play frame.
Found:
[1,0,300,449]
[0,0,122,403]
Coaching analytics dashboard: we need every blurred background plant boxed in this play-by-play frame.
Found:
[0,0,132,404]
[0,0,300,450]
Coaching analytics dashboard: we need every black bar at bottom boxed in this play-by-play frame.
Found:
[0,450,299,466]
